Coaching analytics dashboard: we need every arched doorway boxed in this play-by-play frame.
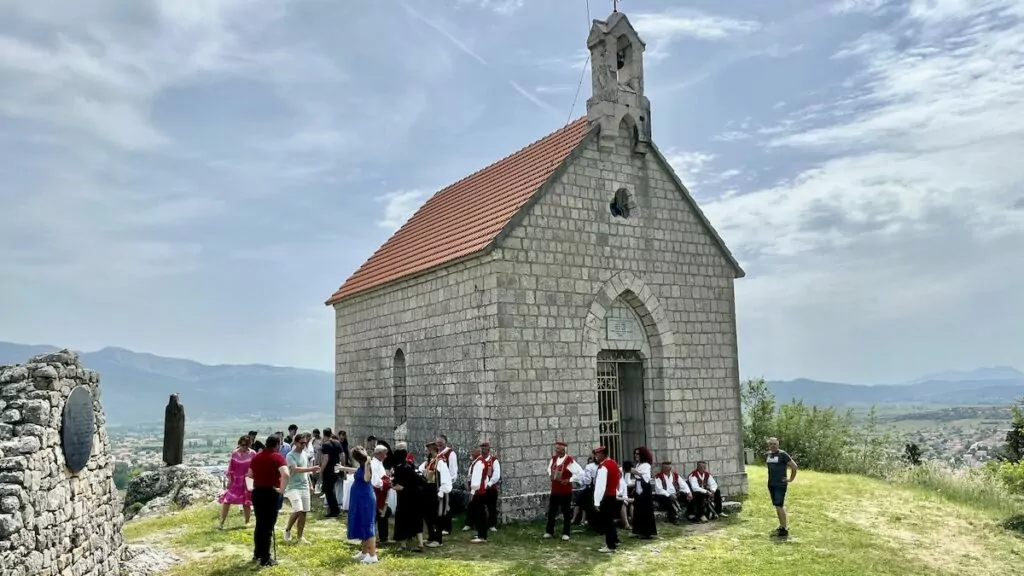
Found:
[597,349,646,464]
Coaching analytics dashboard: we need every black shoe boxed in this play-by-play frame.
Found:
[259,559,279,567]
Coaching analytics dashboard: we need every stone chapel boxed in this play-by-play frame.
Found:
[325,10,747,519]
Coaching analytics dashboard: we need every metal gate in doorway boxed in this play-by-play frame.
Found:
[596,350,645,463]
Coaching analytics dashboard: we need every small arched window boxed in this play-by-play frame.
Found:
[610,188,632,219]
[393,349,407,427]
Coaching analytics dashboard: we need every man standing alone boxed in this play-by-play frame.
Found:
[766,437,797,538]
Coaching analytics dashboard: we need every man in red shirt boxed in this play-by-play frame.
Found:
[247,435,290,567]
[592,446,621,553]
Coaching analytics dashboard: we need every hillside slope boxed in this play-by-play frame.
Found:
[768,376,1024,406]
[123,467,1024,576]
[0,342,333,425]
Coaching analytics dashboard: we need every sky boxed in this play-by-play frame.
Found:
[0,0,1022,385]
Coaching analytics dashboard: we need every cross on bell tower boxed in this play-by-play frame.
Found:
[586,8,651,154]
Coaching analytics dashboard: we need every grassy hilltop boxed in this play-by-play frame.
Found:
[124,467,1024,576]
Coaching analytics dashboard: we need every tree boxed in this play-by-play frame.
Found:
[741,377,776,455]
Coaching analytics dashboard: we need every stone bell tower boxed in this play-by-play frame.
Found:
[586,10,652,154]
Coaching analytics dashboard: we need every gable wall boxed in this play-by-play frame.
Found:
[332,254,499,463]
[492,125,745,519]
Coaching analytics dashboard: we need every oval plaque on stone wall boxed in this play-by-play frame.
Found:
[61,385,96,474]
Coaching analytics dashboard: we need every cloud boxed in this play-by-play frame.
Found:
[632,9,761,61]
[703,0,1024,379]
[377,190,434,231]
[458,0,525,15]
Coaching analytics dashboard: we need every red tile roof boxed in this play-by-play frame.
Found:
[326,117,592,305]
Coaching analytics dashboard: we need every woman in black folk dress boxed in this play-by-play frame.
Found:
[630,446,658,539]
[390,448,426,552]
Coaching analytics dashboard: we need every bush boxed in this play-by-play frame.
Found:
[740,378,898,477]
[994,461,1024,495]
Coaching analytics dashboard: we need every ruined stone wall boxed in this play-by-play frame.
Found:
[0,350,124,576]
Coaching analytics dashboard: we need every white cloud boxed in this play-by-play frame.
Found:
[463,0,525,15]
[377,189,434,231]
[633,9,761,61]
[705,0,1024,375]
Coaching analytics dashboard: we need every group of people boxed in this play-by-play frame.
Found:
[543,442,730,552]
[215,426,800,567]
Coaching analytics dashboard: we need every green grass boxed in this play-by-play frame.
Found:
[125,467,1024,576]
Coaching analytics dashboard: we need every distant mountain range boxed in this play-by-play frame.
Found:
[768,366,1024,406]
[2,341,1021,425]
[0,342,333,425]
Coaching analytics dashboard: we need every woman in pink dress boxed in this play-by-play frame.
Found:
[218,435,255,529]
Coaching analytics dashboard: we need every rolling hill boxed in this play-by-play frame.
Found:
[0,342,333,425]
[3,340,1021,425]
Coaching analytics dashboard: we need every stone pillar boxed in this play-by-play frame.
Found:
[0,350,125,576]
[162,394,185,467]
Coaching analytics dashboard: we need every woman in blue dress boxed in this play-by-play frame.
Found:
[339,446,378,564]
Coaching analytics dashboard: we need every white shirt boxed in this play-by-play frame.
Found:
[550,455,585,484]
[689,471,718,494]
[581,462,598,487]
[593,463,618,508]
[418,458,453,496]
[370,458,386,489]
[468,458,487,493]
[616,470,629,500]
[633,462,652,495]
[486,455,501,487]
[439,447,458,481]
[655,471,691,497]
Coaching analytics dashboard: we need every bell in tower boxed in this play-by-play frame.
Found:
[586,10,651,154]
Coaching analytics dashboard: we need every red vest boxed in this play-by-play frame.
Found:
[550,455,575,495]
[656,471,682,493]
[689,470,711,490]
[471,457,492,495]
[374,471,391,511]
[600,459,621,497]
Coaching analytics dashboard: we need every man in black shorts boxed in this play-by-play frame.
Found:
[766,437,797,537]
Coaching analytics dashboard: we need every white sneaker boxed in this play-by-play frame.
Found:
[462,526,472,532]
[360,555,379,564]
[598,546,615,553]
[471,537,486,543]
[489,527,497,533]
[426,541,441,548]
[561,535,570,541]
[441,530,450,536]
[543,533,552,539]
[352,551,365,560]
[283,530,291,543]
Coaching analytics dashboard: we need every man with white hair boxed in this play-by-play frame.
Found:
[370,444,391,543]
[766,437,797,538]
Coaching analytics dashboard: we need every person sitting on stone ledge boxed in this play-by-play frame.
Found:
[688,460,726,522]
[654,461,690,524]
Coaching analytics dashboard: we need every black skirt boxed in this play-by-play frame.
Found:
[631,479,658,538]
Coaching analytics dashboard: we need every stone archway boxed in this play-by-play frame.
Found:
[582,272,674,461]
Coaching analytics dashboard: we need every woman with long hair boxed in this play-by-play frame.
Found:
[339,446,378,564]
[630,446,657,539]
[217,435,254,529]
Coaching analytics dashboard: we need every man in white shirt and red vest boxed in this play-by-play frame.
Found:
[544,441,584,540]
[466,447,492,543]
[419,441,453,547]
[435,435,458,535]
[591,446,621,553]
[689,460,726,521]
[480,441,501,532]
[653,461,691,524]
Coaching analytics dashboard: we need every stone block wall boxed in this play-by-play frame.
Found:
[493,125,747,519]
[333,255,499,467]
[0,350,124,576]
